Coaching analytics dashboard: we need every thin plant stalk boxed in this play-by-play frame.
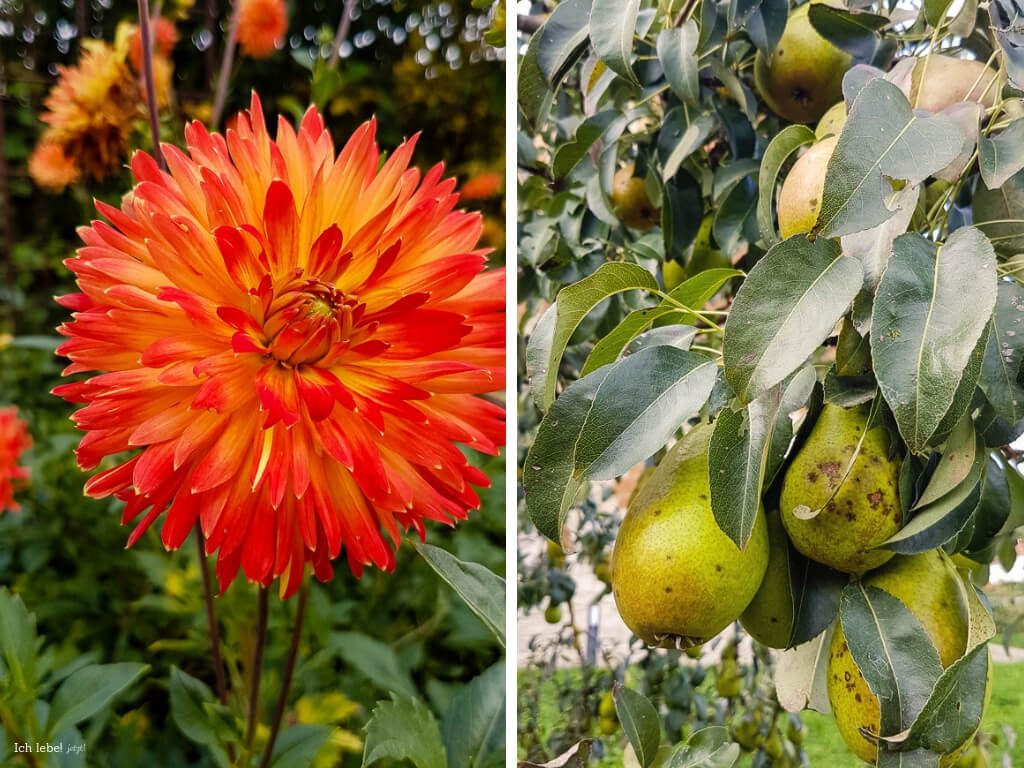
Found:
[136,0,166,170]
[245,587,270,752]
[327,0,359,68]
[258,583,309,768]
[211,2,241,127]
[195,523,229,704]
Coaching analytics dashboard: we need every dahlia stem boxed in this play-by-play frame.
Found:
[136,0,166,170]
[245,587,270,752]
[257,582,309,768]
[195,523,229,705]
[211,1,241,128]
[327,0,359,68]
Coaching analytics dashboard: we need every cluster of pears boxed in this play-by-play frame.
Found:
[609,403,981,764]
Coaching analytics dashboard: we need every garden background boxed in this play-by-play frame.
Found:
[0,1,506,766]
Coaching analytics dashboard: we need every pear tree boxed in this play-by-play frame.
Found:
[517,0,1024,764]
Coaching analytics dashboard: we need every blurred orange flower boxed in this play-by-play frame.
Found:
[237,0,288,59]
[460,172,503,201]
[127,17,179,71]
[40,40,139,181]
[0,407,32,513]
[28,142,81,192]
[55,95,505,597]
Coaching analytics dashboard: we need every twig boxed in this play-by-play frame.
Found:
[245,587,270,752]
[205,0,217,83]
[258,583,309,768]
[137,0,166,170]
[195,525,236,762]
[211,1,241,128]
[195,523,228,704]
[327,0,359,68]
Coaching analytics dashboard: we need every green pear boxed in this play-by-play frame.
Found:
[610,426,769,647]
[815,100,846,139]
[777,135,837,238]
[780,403,902,574]
[828,550,974,764]
[740,508,795,648]
[754,3,852,124]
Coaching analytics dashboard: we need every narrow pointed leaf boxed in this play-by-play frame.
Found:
[589,0,641,84]
[757,124,816,248]
[902,644,989,754]
[723,236,862,403]
[839,584,942,740]
[870,229,997,453]
[524,347,716,542]
[414,542,505,648]
[816,78,963,238]
[527,262,658,410]
[614,686,661,768]
[980,281,1024,425]
[656,22,700,105]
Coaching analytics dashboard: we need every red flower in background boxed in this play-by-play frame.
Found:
[0,407,32,513]
[55,94,505,597]
[237,0,288,59]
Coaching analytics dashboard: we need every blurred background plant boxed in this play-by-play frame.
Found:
[0,1,506,765]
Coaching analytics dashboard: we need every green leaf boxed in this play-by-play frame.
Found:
[330,632,416,699]
[871,229,997,453]
[614,685,661,768]
[536,0,593,86]
[881,433,985,553]
[580,268,740,375]
[518,0,593,126]
[589,0,641,85]
[441,663,504,768]
[0,588,37,692]
[709,372,816,550]
[756,124,816,248]
[45,663,148,738]
[979,118,1024,190]
[973,169,1024,257]
[962,578,997,649]
[656,23,700,105]
[788,554,845,647]
[551,111,618,179]
[815,78,964,238]
[169,667,228,752]
[840,184,919,292]
[363,695,446,768]
[668,726,740,767]
[526,262,658,411]
[913,414,976,510]
[723,236,862,404]
[839,584,942,740]
[658,109,716,182]
[807,4,888,60]
[980,281,1024,425]
[709,403,767,549]
[924,0,955,26]
[268,725,332,768]
[523,346,717,542]
[413,542,504,648]
[902,644,988,754]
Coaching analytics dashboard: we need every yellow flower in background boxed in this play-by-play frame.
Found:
[39,40,139,181]
[28,141,80,192]
[296,692,363,766]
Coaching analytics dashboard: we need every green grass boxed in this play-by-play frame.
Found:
[520,662,1024,765]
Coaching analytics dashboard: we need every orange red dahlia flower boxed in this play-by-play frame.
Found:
[0,407,32,513]
[28,142,81,193]
[236,0,288,59]
[40,40,139,181]
[54,95,506,598]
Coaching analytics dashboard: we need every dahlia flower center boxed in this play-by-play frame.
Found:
[264,280,364,366]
